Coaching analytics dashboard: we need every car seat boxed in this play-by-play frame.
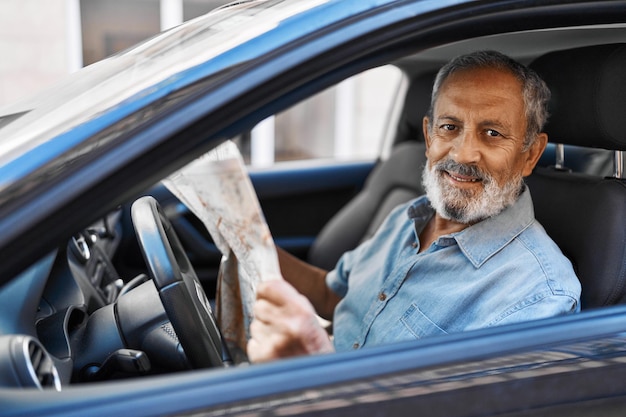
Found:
[527,43,626,309]
[306,73,434,270]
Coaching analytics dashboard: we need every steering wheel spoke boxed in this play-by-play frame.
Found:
[131,196,225,368]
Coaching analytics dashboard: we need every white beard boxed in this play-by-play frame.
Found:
[422,159,523,224]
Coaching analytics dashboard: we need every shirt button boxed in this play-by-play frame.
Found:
[412,242,418,248]
[352,342,360,349]
[378,292,387,301]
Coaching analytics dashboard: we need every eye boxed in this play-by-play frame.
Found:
[440,124,456,132]
[486,129,501,138]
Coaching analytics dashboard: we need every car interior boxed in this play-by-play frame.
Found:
[309,42,626,310]
[2,19,626,395]
[144,30,626,365]
[119,32,626,366]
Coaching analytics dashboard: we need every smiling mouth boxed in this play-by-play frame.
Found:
[444,170,482,183]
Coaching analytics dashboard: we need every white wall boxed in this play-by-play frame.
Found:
[0,1,397,164]
[0,0,76,107]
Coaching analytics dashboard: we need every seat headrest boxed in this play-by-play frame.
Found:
[393,72,436,144]
[530,43,626,151]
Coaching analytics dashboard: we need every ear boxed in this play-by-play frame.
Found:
[423,116,432,152]
[521,132,548,177]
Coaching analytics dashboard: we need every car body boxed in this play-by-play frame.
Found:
[1,0,626,415]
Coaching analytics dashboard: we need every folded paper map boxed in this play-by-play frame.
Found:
[163,140,281,363]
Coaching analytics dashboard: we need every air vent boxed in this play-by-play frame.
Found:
[26,339,61,390]
[0,335,62,390]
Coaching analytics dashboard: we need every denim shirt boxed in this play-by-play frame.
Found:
[326,188,581,351]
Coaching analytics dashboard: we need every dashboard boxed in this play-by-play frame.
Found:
[0,209,183,390]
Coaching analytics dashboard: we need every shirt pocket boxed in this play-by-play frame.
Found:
[400,303,448,339]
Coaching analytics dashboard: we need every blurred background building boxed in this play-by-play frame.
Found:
[0,0,401,166]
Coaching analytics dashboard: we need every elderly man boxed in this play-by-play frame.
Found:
[247,50,581,362]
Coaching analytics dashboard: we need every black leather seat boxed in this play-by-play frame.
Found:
[308,140,427,270]
[528,43,626,309]
[307,73,434,270]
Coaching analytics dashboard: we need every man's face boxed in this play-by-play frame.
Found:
[422,67,546,224]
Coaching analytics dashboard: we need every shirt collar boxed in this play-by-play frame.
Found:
[407,186,535,268]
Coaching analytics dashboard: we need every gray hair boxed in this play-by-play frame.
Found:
[427,50,551,150]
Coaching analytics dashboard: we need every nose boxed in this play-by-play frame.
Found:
[449,129,481,164]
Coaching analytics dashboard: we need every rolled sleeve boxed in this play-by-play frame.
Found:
[325,249,356,299]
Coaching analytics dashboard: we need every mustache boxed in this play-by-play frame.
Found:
[433,159,490,183]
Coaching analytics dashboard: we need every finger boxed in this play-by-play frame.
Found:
[248,319,294,362]
[249,314,275,338]
[252,298,280,323]
[247,336,274,363]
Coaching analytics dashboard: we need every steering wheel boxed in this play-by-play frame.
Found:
[131,196,224,368]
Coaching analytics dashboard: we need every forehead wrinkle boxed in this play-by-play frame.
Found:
[435,91,519,130]
[436,114,462,123]
[479,119,511,131]
[435,112,514,133]
[434,69,527,135]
